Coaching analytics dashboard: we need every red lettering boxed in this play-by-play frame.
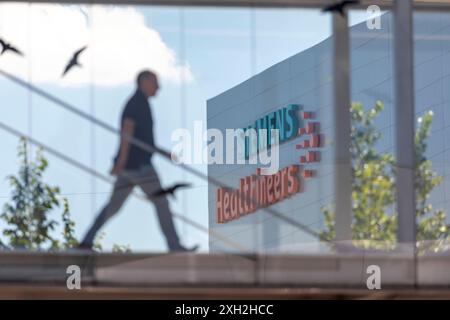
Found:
[216,188,223,223]
[244,176,251,213]
[230,191,238,219]
[239,179,246,216]
[274,171,281,201]
[216,165,304,223]
[281,167,289,199]
[259,175,267,207]
[267,175,274,204]
[288,165,300,194]
[223,190,230,222]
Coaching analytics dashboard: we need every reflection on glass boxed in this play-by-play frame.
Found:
[0,2,337,255]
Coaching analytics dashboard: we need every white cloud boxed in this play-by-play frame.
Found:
[0,3,193,87]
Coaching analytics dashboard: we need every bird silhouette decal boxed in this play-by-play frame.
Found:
[322,0,359,17]
[62,46,87,77]
[152,183,192,198]
[0,38,23,56]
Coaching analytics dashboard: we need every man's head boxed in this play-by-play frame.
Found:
[137,70,159,98]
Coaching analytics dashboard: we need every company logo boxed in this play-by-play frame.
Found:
[216,109,324,223]
[243,104,299,159]
[216,165,300,223]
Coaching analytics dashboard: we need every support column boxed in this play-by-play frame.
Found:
[333,12,352,244]
[394,0,416,249]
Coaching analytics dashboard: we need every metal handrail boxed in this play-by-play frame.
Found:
[0,120,249,252]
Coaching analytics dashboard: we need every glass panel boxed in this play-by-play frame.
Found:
[347,8,396,251]
[0,2,335,257]
[413,11,450,255]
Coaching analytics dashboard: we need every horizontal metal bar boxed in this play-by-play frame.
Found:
[0,0,351,8]
[3,250,450,288]
[0,0,393,9]
[0,68,323,241]
[0,119,249,253]
[5,0,450,12]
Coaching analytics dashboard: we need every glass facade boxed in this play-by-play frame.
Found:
[1,0,450,292]
[0,3,337,253]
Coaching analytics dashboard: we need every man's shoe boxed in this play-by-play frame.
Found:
[170,244,199,253]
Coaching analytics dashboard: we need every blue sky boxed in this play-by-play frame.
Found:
[0,3,369,252]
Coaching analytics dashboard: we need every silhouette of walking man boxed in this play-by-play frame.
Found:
[80,70,197,252]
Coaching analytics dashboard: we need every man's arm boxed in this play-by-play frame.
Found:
[111,118,135,176]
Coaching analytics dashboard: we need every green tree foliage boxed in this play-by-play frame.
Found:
[112,244,132,253]
[0,138,78,250]
[415,111,450,253]
[320,103,450,252]
[0,138,131,253]
[0,138,131,252]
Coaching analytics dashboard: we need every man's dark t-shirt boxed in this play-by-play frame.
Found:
[114,89,154,170]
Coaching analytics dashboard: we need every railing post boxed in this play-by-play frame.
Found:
[394,0,416,250]
[332,11,352,245]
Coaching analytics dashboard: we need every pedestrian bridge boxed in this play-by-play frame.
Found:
[1,251,450,298]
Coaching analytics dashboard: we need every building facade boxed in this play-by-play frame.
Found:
[207,12,450,253]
